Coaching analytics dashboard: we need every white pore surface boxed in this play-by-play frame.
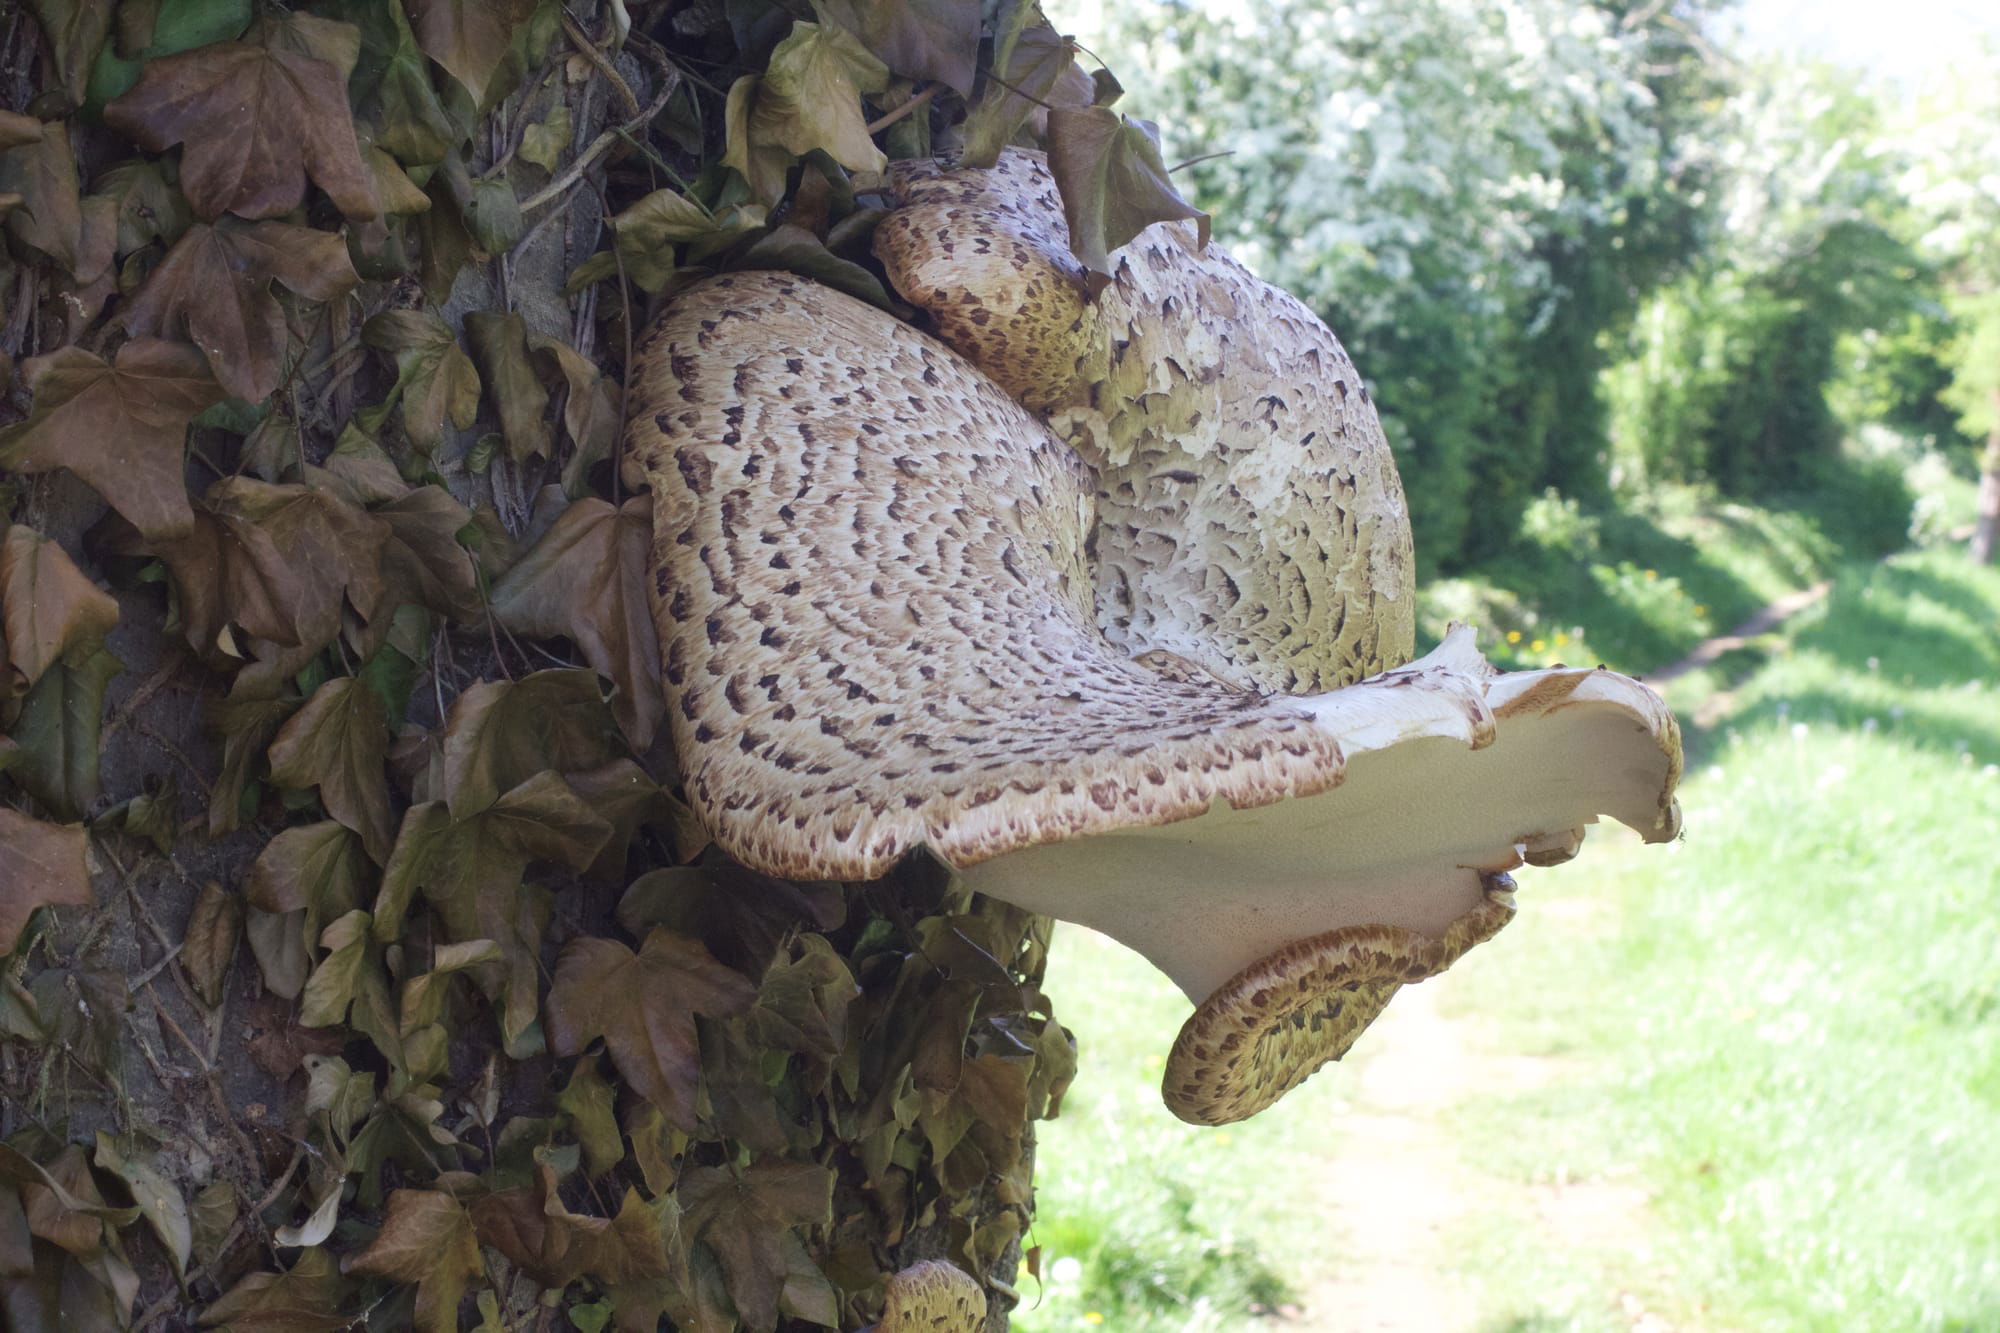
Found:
[961,701,1674,1003]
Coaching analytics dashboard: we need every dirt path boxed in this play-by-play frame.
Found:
[1279,583,1838,1330]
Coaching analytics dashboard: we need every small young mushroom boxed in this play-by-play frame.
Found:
[624,264,1681,1123]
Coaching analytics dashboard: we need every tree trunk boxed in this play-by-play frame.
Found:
[1971,388,2000,565]
[0,5,1060,1328]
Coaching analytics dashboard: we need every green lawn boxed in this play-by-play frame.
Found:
[1017,545,2000,1331]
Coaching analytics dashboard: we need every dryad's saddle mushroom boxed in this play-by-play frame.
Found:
[625,149,1682,1125]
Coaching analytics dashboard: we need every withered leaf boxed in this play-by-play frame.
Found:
[751,935,858,1061]
[299,908,372,1028]
[408,0,540,108]
[0,119,83,272]
[724,22,889,204]
[92,1133,191,1277]
[10,643,122,818]
[244,906,309,1001]
[618,865,843,978]
[464,311,550,463]
[125,219,361,402]
[209,693,298,836]
[0,809,91,955]
[469,1165,674,1289]
[93,158,194,257]
[0,339,223,541]
[961,24,1089,169]
[361,310,480,453]
[1045,107,1208,286]
[265,676,394,863]
[345,1189,480,1333]
[546,929,756,1131]
[518,104,570,171]
[557,1056,623,1178]
[812,0,981,94]
[104,20,379,221]
[148,476,390,662]
[181,880,243,1008]
[199,1246,355,1331]
[489,497,663,750]
[375,486,482,624]
[330,0,461,167]
[1,524,119,691]
[245,821,368,917]
[25,0,116,104]
[530,334,622,494]
[678,1159,835,1331]
[0,110,42,150]
[436,669,621,820]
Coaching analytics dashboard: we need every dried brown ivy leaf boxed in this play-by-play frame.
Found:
[181,880,242,1008]
[265,676,394,863]
[299,908,371,1028]
[464,312,551,464]
[0,119,83,272]
[95,158,194,254]
[436,669,622,820]
[546,928,757,1131]
[1044,106,1209,288]
[360,310,480,453]
[488,497,663,751]
[529,334,622,493]
[750,934,858,1061]
[0,339,222,542]
[677,1158,835,1331]
[469,1164,676,1289]
[245,821,368,917]
[0,809,90,954]
[104,15,378,221]
[92,1132,192,1278]
[0,111,43,151]
[374,486,483,624]
[344,1189,480,1333]
[144,476,390,662]
[407,0,539,108]
[125,219,361,402]
[556,1056,623,1178]
[1,524,119,692]
[198,1246,355,1331]
[618,866,843,978]
[813,0,982,94]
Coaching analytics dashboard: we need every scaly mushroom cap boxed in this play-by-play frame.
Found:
[876,150,1414,695]
[626,269,1681,1122]
[878,1260,986,1332]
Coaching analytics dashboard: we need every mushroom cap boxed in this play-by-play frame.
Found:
[879,1260,986,1332]
[877,150,1414,695]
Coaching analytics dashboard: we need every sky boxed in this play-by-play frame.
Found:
[1721,0,2000,89]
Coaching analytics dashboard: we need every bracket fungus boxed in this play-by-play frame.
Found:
[626,149,1682,1125]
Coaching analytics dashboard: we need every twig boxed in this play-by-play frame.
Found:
[866,83,938,135]
[520,58,684,213]
[1170,149,1235,174]
[560,9,640,117]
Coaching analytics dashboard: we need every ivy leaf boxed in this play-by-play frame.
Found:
[678,1159,835,1331]
[344,1189,481,1333]
[327,0,461,167]
[750,935,858,1061]
[299,908,372,1028]
[361,310,480,453]
[266,676,393,863]
[724,22,890,205]
[1,524,119,692]
[245,821,368,918]
[557,1056,623,1178]
[810,0,981,94]
[124,219,361,402]
[619,866,844,977]
[489,497,663,751]
[25,0,116,104]
[375,486,482,624]
[1044,106,1209,288]
[0,119,83,272]
[0,809,91,955]
[181,879,243,1008]
[407,0,540,108]
[0,339,223,541]
[92,1133,191,1277]
[199,1246,356,1331]
[546,929,757,1131]
[464,312,551,464]
[11,644,122,818]
[470,1166,675,1289]
[530,335,623,494]
[94,157,194,254]
[961,24,1091,169]
[104,14,379,221]
[436,669,622,820]
[143,476,391,663]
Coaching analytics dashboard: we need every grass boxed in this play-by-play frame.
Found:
[1016,481,2000,1328]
